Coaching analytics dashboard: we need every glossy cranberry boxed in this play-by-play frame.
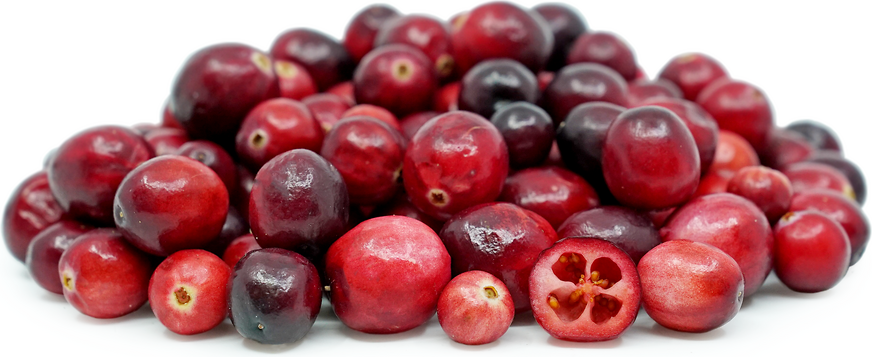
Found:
[204,206,249,258]
[437,270,514,345]
[143,127,188,156]
[529,238,641,342]
[403,111,509,220]
[230,248,321,344]
[175,140,238,196]
[161,100,184,130]
[236,98,324,171]
[638,240,744,333]
[343,4,400,64]
[499,167,599,229]
[646,207,676,229]
[567,32,637,81]
[354,44,437,117]
[697,78,773,151]
[25,220,91,294]
[543,63,628,124]
[3,172,64,262]
[790,190,870,266]
[170,44,279,144]
[626,79,683,107]
[375,14,455,79]
[533,3,587,71]
[773,211,850,293]
[641,98,718,173]
[270,28,353,91]
[58,228,153,318]
[657,53,728,101]
[327,81,356,106]
[249,149,349,259]
[558,206,660,264]
[326,216,451,333]
[341,104,401,131]
[489,102,554,168]
[709,130,760,174]
[302,93,351,132]
[807,150,866,205]
[692,169,733,199]
[786,120,841,153]
[544,140,564,168]
[222,234,260,268]
[433,81,460,112]
[555,101,626,197]
[274,60,317,100]
[399,111,439,140]
[458,59,538,119]
[149,250,231,335]
[231,164,255,222]
[727,166,793,224]
[759,128,814,170]
[48,126,153,225]
[782,162,855,199]
[661,193,774,296]
[370,192,444,233]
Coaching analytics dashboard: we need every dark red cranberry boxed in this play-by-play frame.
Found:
[175,140,238,197]
[327,81,356,106]
[399,111,439,140]
[643,98,719,173]
[437,270,514,345]
[790,189,869,266]
[555,101,626,199]
[782,162,855,199]
[499,167,599,229]
[270,28,353,91]
[433,81,460,112]
[807,150,866,205]
[149,250,231,335]
[439,202,558,312]
[542,63,628,124]
[25,219,92,294]
[48,126,153,225]
[161,100,184,130]
[709,130,760,174]
[236,98,324,171]
[759,128,814,170]
[626,79,683,107]
[170,44,279,145]
[697,78,773,151]
[343,4,401,64]
[657,53,728,101]
[773,211,850,293]
[370,191,444,233]
[302,93,351,132]
[558,206,661,264]
[341,104,401,131]
[459,59,539,119]
[274,60,317,100]
[231,164,255,222]
[489,102,554,168]
[204,206,249,258]
[786,120,842,153]
[222,234,260,268]
[3,172,64,262]
[143,127,188,156]
[727,166,793,224]
[375,14,455,79]
[533,3,587,71]
[354,44,437,117]
[567,32,637,81]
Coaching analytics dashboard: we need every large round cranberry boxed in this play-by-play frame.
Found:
[343,4,400,64]
[643,98,719,173]
[498,167,599,229]
[697,78,773,151]
[375,14,455,78]
[458,59,538,119]
[555,101,626,197]
[3,171,64,262]
[626,79,683,107]
[533,3,587,71]
[25,219,92,294]
[773,211,850,293]
[542,63,628,124]
[566,32,637,81]
[354,44,437,117]
[302,93,351,132]
[489,102,553,169]
[657,53,728,101]
[782,162,855,199]
[149,250,231,335]
[726,166,793,224]
[558,206,661,264]
[235,98,324,171]
[790,189,870,266]
[270,28,353,91]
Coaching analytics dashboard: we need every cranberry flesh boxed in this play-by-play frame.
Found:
[149,250,231,335]
[782,162,855,199]
[786,120,842,153]
[790,190,870,266]
[643,98,719,173]
[270,28,353,91]
[222,234,260,268]
[499,167,599,229]
[555,101,626,197]
[25,219,91,294]
[302,93,351,132]
[529,238,641,342]
[709,130,761,174]
[437,270,514,345]
[727,166,793,224]
[638,240,744,333]
[3,171,64,262]
[458,59,539,119]
[773,211,850,293]
[557,206,661,264]
[354,44,437,117]
[235,98,324,171]
[567,32,638,81]
[807,151,866,205]
[175,140,238,197]
[543,63,628,124]
[696,78,773,151]
[326,216,451,334]
[274,60,318,100]
[626,79,683,107]
[375,14,455,79]
[533,3,587,71]
[657,53,728,101]
[343,4,400,64]
[489,102,554,168]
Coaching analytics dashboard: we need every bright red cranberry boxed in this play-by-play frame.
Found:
[499,167,599,229]
[274,60,317,100]
[149,249,231,335]
[403,111,509,220]
[459,59,539,118]
[657,53,728,101]
[773,211,850,293]
[638,240,744,333]
[3,172,64,262]
[354,44,438,117]
[399,111,439,140]
[343,4,401,64]
[790,189,869,266]
[48,126,153,225]
[727,166,793,224]
[433,81,460,112]
[697,78,773,151]
[490,102,554,168]
[602,106,700,210]
[229,248,321,344]
[661,193,774,296]
[175,140,238,197]
[529,238,641,342]
[371,192,444,233]
[782,162,855,199]
[533,3,587,71]
[302,93,351,132]
[235,98,324,171]
[59,228,153,318]
[114,156,228,256]
[222,234,260,268]
[709,130,760,174]
[376,14,455,79]
[437,270,514,345]
[543,63,628,124]
[270,28,353,91]
[807,150,866,205]
[326,216,451,333]
[170,44,279,144]
[143,127,188,156]
[327,81,356,106]
[567,32,637,81]
[626,79,683,107]
[25,220,91,294]
[161,101,184,130]
[204,206,249,258]
[759,128,814,170]
[642,98,719,173]
[786,120,841,153]
[692,169,733,199]
[341,104,401,131]
[558,206,660,264]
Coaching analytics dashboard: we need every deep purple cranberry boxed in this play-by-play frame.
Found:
[557,206,661,264]
[343,4,401,64]
[489,102,554,169]
[533,3,587,71]
[25,219,92,294]
[175,140,238,197]
[543,63,628,124]
[566,32,638,81]
[498,166,599,229]
[643,98,719,173]
[657,53,728,101]
[806,150,866,205]
[626,79,683,107]
[270,28,353,91]
[697,78,773,151]
[375,14,455,79]
[786,120,841,153]
[3,172,64,262]
[354,44,438,117]
[459,59,539,119]
[204,206,250,258]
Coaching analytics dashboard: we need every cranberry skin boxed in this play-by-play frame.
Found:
[25,220,92,294]
[48,125,153,226]
[533,3,587,71]
[326,216,451,334]
[376,14,455,79]
[697,78,773,151]
[403,111,509,220]
[58,228,153,319]
[171,44,279,144]
[320,117,407,206]
[626,79,683,107]
[143,127,188,156]
[249,149,349,259]
[175,140,238,197]
[343,4,400,64]
[602,106,701,210]
[790,190,870,266]
[490,102,554,168]
[638,240,744,333]
[204,206,249,258]
[274,60,317,100]
[692,169,733,199]
[341,104,401,131]
[807,151,866,205]
[222,234,260,268]
[543,63,629,124]
[759,128,814,170]
[727,166,794,224]
[786,120,841,153]
[399,111,439,141]
[3,172,64,262]
[782,162,855,199]
[236,98,324,171]
[433,81,461,112]
[149,250,231,335]
[459,59,539,119]
[557,206,661,264]
[661,193,774,296]
[231,165,255,223]
[567,32,638,81]
[499,167,599,229]
[529,238,641,342]
[710,130,760,174]
[439,202,558,312]
[657,53,728,101]
[327,81,356,106]
[230,248,322,344]
[555,102,626,196]
[452,2,553,74]
[270,29,352,91]
[161,101,184,130]
[302,93,351,132]
[371,192,444,233]
[354,44,438,117]
[773,211,850,293]
[646,207,676,230]
[643,98,719,173]
[114,156,229,256]
[437,270,514,345]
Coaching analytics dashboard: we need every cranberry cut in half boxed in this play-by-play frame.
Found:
[270,28,353,91]
[354,44,438,117]
[657,52,728,101]
[790,189,870,266]
[533,3,588,71]
[274,60,317,100]
[343,4,400,64]
[558,206,661,264]
[567,31,638,81]
[235,98,324,171]
[499,167,599,229]
[437,270,514,345]
[726,166,793,224]
[773,211,850,293]
[375,14,455,79]
[3,171,64,262]
[458,59,539,119]
[25,219,92,294]
[786,120,842,153]
[696,78,773,151]
[529,238,641,342]
[781,162,855,199]
[489,102,554,169]
[543,63,628,124]
[149,250,231,335]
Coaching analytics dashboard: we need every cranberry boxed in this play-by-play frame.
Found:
[375,14,455,79]
[149,249,231,335]
[646,207,676,229]
[790,189,869,266]
[692,169,733,198]
[782,162,855,199]
[354,44,438,117]
[235,98,324,171]
[759,128,814,170]
[807,150,866,205]
[638,240,744,333]
[341,104,401,131]
[204,206,249,258]
[555,101,626,199]
[231,164,255,223]
[302,93,351,132]
[786,120,842,153]
[48,126,153,225]
[131,123,159,136]
[773,211,850,293]
[529,238,641,341]
[222,234,260,268]
[489,102,554,168]
[161,100,184,130]
[657,53,728,101]
[370,192,444,233]
[626,79,683,107]
[274,60,318,100]
[3,171,64,262]
[270,28,353,91]
[399,111,439,140]
[537,71,554,91]
[567,32,638,81]
[143,127,188,156]
[533,3,587,71]
[327,81,356,106]
[697,78,773,151]
[661,193,774,296]
[558,206,661,264]
[727,166,794,224]
[643,98,719,173]
[499,167,599,229]
[542,63,628,124]
[58,228,153,318]
[25,219,91,294]
[433,81,461,112]
[437,270,514,345]
[326,216,451,334]
[229,248,321,344]
[458,59,539,119]
[175,140,238,197]
[709,130,761,174]
[403,111,509,220]
[343,4,400,64]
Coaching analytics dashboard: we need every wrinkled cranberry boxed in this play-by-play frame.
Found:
[3,171,64,262]
[657,52,728,101]
[459,59,539,119]
[697,78,773,151]
[354,44,438,117]
[489,102,554,168]
[270,28,353,91]
[533,3,587,71]
[558,206,661,264]
[343,4,401,64]
[376,14,455,79]
[542,63,628,124]
[236,98,324,171]
[567,31,637,81]
[499,167,599,229]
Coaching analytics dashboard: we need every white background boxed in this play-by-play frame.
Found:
[1,0,871,356]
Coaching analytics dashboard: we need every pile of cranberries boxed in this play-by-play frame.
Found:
[3,1,869,347]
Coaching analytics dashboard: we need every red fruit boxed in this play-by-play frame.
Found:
[341,104,401,131]
[554,102,626,197]
[638,240,744,333]
[235,98,324,171]
[697,78,773,151]
[626,79,683,107]
[566,31,638,81]
[370,192,444,233]
[231,164,255,223]
[709,130,760,174]
[161,100,184,130]
[222,234,260,268]
[433,81,460,112]
[354,44,438,117]
[759,128,814,170]
[459,59,539,119]
[3,171,64,262]
[558,206,661,264]
[543,63,629,124]
[786,120,842,153]
[437,271,514,345]
[726,166,793,223]
[302,93,351,132]
[790,189,870,266]
[807,150,866,205]
[274,60,318,100]
[175,140,238,197]
[143,127,189,156]
[25,219,92,294]
[782,162,855,199]
[375,14,455,79]
[343,4,401,64]
[270,28,353,91]
[204,206,249,258]
[533,3,588,71]
[498,167,599,229]
[399,111,439,140]
[692,169,733,199]
[773,211,850,293]
[642,98,719,173]
[529,238,641,342]
[326,81,356,106]
[657,53,728,101]
[148,250,231,335]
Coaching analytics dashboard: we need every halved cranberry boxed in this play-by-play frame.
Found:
[566,31,637,81]
[459,59,539,118]
[375,14,455,79]
[781,162,855,199]
[696,78,773,151]
[302,93,351,132]
[3,171,64,262]
[786,120,841,153]
[626,79,683,107]
[790,189,869,266]
[642,98,719,173]
[25,219,92,294]
[143,127,188,156]
[175,140,238,197]
[499,167,599,229]
[807,150,866,205]
[399,111,439,140]
[657,53,728,101]
[558,206,661,264]
[542,63,628,124]
[354,44,438,117]
[533,3,587,71]
[270,28,353,91]
[235,98,324,171]
[726,166,793,224]
[773,211,850,293]
[274,60,317,100]
[343,4,401,64]
[489,102,554,168]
